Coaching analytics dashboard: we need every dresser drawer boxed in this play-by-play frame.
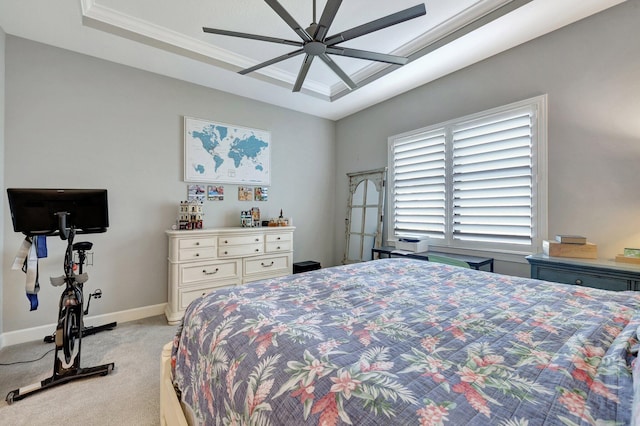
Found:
[536,267,631,291]
[178,246,217,261]
[266,240,291,253]
[244,254,292,279]
[180,259,241,286]
[179,280,238,310]
[218,235,263,246]
[218,243,263,257]
[179,237,216,250]
[266,233,292,243]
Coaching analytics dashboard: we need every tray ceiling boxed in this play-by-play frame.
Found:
[0,0,628,120]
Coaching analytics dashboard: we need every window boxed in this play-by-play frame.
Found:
[388,95,547,255]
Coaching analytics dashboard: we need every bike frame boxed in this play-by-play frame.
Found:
[53,227,84,374]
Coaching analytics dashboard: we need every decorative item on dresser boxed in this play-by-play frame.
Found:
[526,253,640,291]
[165,226,295,324]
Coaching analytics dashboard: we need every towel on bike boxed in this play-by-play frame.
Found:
[12,236,47,311]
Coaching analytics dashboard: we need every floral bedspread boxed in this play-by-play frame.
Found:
[172,258,640,425]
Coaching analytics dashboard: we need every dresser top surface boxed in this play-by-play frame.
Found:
[526,253,640,274]
[166,226,295,236]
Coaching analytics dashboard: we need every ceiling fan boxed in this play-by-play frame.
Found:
[203,0,426,93]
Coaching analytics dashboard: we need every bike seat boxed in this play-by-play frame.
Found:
[73,241,93,251]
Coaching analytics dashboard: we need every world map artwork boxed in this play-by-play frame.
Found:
[184,117,270,184]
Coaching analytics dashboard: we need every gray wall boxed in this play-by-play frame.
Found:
[2,37,336,332]
[334,0,640,275]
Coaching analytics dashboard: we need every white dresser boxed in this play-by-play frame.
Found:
[165,226,295,324]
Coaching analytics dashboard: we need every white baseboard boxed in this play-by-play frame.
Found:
[0,303,167,348]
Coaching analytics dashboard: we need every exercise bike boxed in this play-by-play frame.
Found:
[43,239,116,344]
[5,210,115,404]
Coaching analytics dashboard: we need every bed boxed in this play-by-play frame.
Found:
[161,258,640,425]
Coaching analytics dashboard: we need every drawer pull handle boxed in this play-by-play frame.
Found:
[224,251,228,255]
[203,268,219,275]
[255,249,260,252]
[261,261,274,268]
[195,242,200,246]
[195,253,200,257]
[224,240,228,244]
[255,238,259,242]
[277,237,281,240]
[277,246,281,250]
[575,279,583,285]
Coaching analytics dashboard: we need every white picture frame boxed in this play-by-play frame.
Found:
[184,116,271,185]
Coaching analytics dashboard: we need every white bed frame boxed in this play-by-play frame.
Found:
[160,342,189,426]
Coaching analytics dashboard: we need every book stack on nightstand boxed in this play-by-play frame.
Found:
[543,235,597,259]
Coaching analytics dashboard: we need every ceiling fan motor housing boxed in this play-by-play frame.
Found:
[304,41,327,55]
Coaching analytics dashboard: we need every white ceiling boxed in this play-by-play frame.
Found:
[0,0,627,120]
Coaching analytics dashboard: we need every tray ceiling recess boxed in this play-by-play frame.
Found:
[79,0,535,102]
[203,0,426,94]
[65,0,629,115]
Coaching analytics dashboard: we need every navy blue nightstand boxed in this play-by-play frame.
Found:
[526,254,640,291]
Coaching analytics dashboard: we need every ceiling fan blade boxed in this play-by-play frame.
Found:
[318,53,357,90]
[293,54,315,92]
[264,0,313,42]
[326,46,408,65]
[203,27,302,47]
[314,0,342,41]
[239,49,305,75]
[324,4,426,46]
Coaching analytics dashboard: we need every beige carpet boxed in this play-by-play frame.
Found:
[0,315,178,426]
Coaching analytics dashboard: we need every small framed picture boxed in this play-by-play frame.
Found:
[254,187,268,201]
[238,186,253,201]
[187,184,206,202]
[207,185,224,201]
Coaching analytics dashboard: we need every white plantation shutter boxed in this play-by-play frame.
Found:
[388,96,546,254]
[451,107,534,245]
[391,130,446,238]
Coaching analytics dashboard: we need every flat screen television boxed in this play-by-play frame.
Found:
[7,188,109,235]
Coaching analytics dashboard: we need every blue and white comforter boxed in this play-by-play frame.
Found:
[172,258,640,425]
